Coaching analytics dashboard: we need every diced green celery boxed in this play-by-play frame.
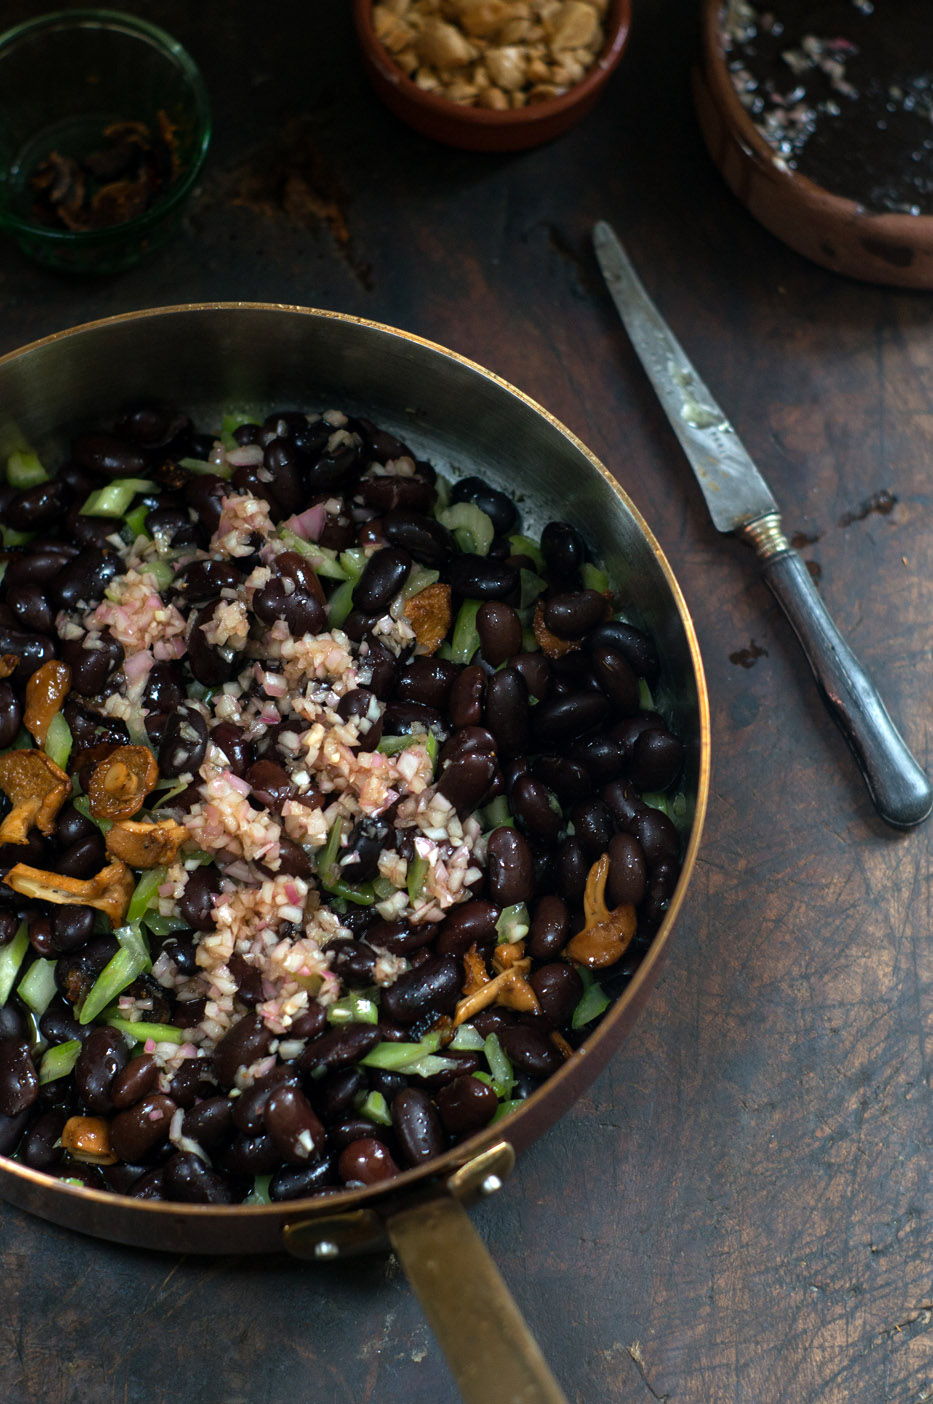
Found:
[327,879,376,907]
[72,794,113,833]
[358,1090,392,1127]
[316,818,344,889]
[407,853,429,905]
[6,450,48,489]
[377,734,438,774]
[480,796,514,831]
[0,525,34,548]
[491,1098,524,1124]
[80,478,158,517]
[79,924,151,1025]
[178,456,232,479]
[483,1033,515,1099]
[44,712,72,770]
[326,992,379,1026]
[642,791,674,818]
[571,968,610,1029]
[361,1034,447,1073]
[17,957,58,1016]
[372,876,397,901]
[508,534,545,573]
[433,473,452,511]
[124,503,151,539]
[436,642,454,661]
[221,411,256,436]
[670,791,688,820]
[496,903,529,944]
[519,568,547,611]
[142,911,188,936]
[399,567,440,601]
[278,530,347,579]
[338,547,369,583]
[126,868,167,925]
[151,777,191,811]
[39,1039,82,1085]
[145,559,175,591]
[243,1174,272,1205]
[0,922,29,1004]
[326,578,354,628]
[521,627,538,653]
[104,1016,187,1045]
[450,1023,484,1051]
[450,599,482,665]
[582,562,610,593]
[638,678,654,709]
[438,502,495,556]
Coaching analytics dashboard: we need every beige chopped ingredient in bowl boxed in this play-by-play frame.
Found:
[372,0,609,109]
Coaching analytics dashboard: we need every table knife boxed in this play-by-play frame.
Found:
[593,219,932,829]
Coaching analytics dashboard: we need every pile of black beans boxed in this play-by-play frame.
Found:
[0,401,686,1204]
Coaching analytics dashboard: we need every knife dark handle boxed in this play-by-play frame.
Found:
[759,548,932,829]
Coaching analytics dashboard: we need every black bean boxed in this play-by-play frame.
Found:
[244,758,294,812]
[59,629,124,697]
[278,836,314,880]
[529,964,583,1028]
[51,904,96,953]
[75,1027,130,1114]
[485,668,530,760]
[175,557,243,602]
[0,1108,32,1156]
[111,1054,160,1110]
[543,589,607,640]
[382,700,445,736]
[590,644,640,714]
[0,625,56,679]
[6,583,54,634]
[21,1108,68,1171]
[511,775,562,844]
[587,620,659,684]
[499,1025,563,1079]
[0,682,22,748]
[264,1085,326,1162]
[606,832,648,907]
[447,554,519,600]
[184,473,228,535]
[55,832,104,880]
[5,543,76,587]
[541,521,586,582]
[146,506,198,547]
[162,1151,237,1204]
[380,955,460,1025]
[341,816,392,886]
[261,438,304,514]
[313,1065,367,1122]
[532,691,609,747]
[39,1000,86,1047]
[367,919,438,957]
[476,601,523,666]
[396,656,458,711]
[568,733,628,783]
[571,799,613,857]
[435,900,500,957]
[159,703,208,777]
[305,442,366,495]
[72,431,147,479]
[352,546,411,614]
[66,507,120,550]
[392,1088,444,1166]
[54,548,123,610]
[437,748,497,814]
[527,898,569,965]
[337,1137,399,1186]
[448,664,486,727]
[554,836,588,906]
[450,475,518,535]
[436,1074,499,1137]
[628,729,685,791]
[357,474,434,512]
[269,1157,337,1200]
[210,721,254,778]
[354,417,412,465]
[628,807,680,866]
[0,1002,26,1039]
[509,651,550,700]
[181,1096,235,1149]
[253,556,326,637]
[602,778,645,829]
[383,510,454,568]
[299,1022,381,1073]
[486,826,534,906]
[6,480,68,531]
[0,1039,38,1117]
[330,939,380,986]
[223,1131,283,1176]
[212,1013,273,1090]
[188,599,241,687]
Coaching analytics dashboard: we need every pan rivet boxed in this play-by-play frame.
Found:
[479,1174,502,1196]
[314,1241,340,1259]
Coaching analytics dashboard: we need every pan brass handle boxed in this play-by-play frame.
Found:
[386,1195,569,1404]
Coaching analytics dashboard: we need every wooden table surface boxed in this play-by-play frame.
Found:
[1,3,931,1402]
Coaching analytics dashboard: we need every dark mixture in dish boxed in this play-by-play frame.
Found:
[0,403,684,1204]
[723,1,933,213]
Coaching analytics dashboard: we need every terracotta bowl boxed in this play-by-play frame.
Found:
[694,0,933,289]
[353,0,631,152]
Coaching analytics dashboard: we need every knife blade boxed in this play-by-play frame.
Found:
[593,219,932,830]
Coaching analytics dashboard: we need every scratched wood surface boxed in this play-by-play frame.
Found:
[0,3,931,1402]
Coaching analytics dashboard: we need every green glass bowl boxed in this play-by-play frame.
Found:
[0,9,211,274]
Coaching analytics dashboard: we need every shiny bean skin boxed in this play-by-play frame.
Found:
[159,703,208,777]
[314,1066,367,1122]
[72,431,147,479]
[188,599,240,686]
[223,1131,283,1177]
[486,826,534,907]
[527,895,569,961]
[330,939,380,987]
[554,836,588,906]
[59,629,124,696]
[56,832,105,879]
[263,1085,326,1162]
[20,1108,68,1171]
[336,688,383,751]
[499,1025,563,1079]
[184,473,229,535]
[39,1000,86,1047]
[382,509,453,569]
[571,799,613,857]
[607,832,648,908]
[628,807,681,865]
[477,600,522,665]
[435,899,500,957]
[357,474,434,513]
[262,439,304,514]
[210,721,254,778]
[532,691,609,746]
[110,1054,161,1111]
[51,904,96,953]
[0,1108,32,1156]
[177,863,221,931]
[164,1151,236,1204]
[380,954,460,1025]
[299,1022,381,1073]
[269,1157,338,1200]
[590,644,640,715]
[628,728,685,791]
[5,543,76,587]
[392,1088,444,1166]
[447,554,519,600]
[338,1137,399,1186]
[0,1039,38,1117]
[396,656,458,711]
[54,548,123,610]
[541,521,586,582]
[353,546,412,614]
[437,747,497,814]
[110,1094,178,1162]
[485,668,530,760]
[182,1097,235,1149]
[176,557,243,602]
[0,683,22,748]
[366,919,437,957]
[0,1002,26,1039]
[587,620,659,684]
[7,583,54,635]
[6,480,68,531]
[568,733,628,784]
[145,506,198,547]
[212,1013,273,1089]
[253,566,326,638]
[75,1027,130,1114]
[448,664,486,727]
[0,625,56,679]
[450,475,518,534]
[511,775,562,844]
[508,651,550,700]
[601,778,644,829]
[543,589,607,640]
[436,1075,499,1139]
[529,964,583,1028]
[244,758,294,812]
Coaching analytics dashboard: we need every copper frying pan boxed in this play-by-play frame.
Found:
[0,305,710,1404]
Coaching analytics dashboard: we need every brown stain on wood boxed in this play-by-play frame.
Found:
[729,639,769,668]
[838,488,898,527]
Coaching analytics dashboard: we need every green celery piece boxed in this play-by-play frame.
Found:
[519,568,547,611]
[327,878,376,907]
[123,503,150,539]
[72,794,113,833]
[152,775,195,810]
[326,993,379,1026]
[278,530,347,579]
[243,1174,273,1205]
[372,876,396,901]
[582,562,610,593]
[221,411,256,436]
[0,562,5,589]
[508,533,545,573]
[326,578,354,629]
[491,1098,524,1124]
[17,957,58,1017]
[399,566,440,602]
[450,599,481,665]
[44,712,72,770]
[483,1033,515,1099]
[496,903,529,944]
[39,1039,82,1085]
[407,853,429,905]
[377,733,439,772]
[438,502,495,557]
[178,456,232,479]
[480,796,514,831]
[0,525,33,548]
[79,924,151,1025]
[145,559,174,591]
[338,547,369,582]
[316,818,344,888]
[105,1016,187,1045]
[126,868,167,925]
[571,968,610,1029]
[361,1033,445,1072]
[638,678,654,709]
[143,911,189,936]
[394,1053,459,1079]
[358,1090,392,1127]
[449,1023,484,1051]
[80,478,158,517]
[6,450,48,489]
[521,626,538,654]
[0,922,29,1004]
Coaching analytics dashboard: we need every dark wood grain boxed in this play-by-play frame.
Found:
[0,2,931,1401]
